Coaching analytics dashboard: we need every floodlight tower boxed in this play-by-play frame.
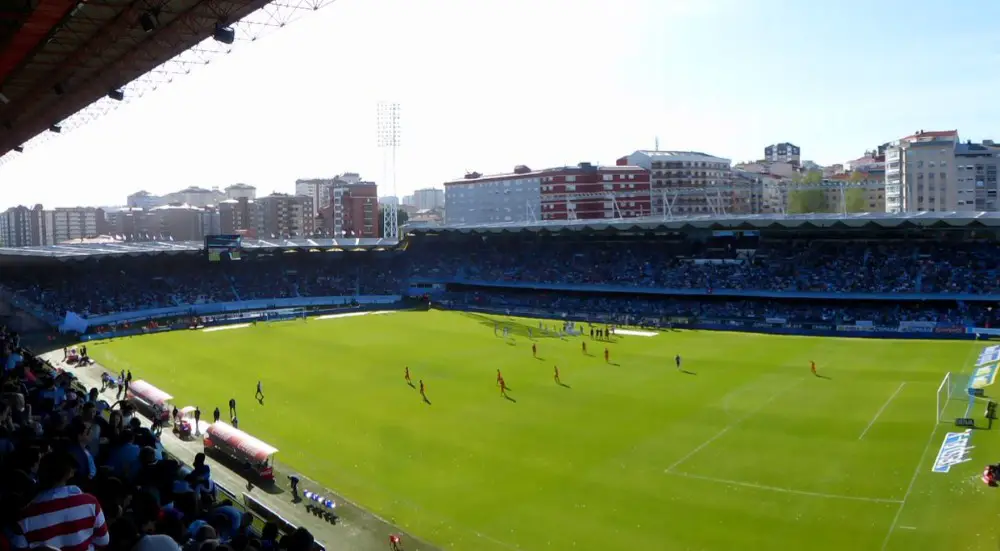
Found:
[377,102,401,240]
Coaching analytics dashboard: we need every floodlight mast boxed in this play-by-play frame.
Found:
[377,102,401,239]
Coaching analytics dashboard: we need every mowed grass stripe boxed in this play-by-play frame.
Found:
[90,312,994,551]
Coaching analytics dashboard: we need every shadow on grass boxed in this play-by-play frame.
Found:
[680,370,696,375]
[815,374,832,380]
[504,394,517,403]
[557,382,571,389]
[461,312,567,340]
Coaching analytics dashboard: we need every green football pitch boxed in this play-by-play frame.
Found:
[87,310,1000,551]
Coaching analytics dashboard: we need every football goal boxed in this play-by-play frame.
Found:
[937,372,977,423]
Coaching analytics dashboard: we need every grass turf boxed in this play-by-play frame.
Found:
[87,310,1000,551]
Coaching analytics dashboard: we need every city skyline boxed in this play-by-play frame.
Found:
[0,0,998,211]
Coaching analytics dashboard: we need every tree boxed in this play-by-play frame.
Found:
[844,171,869,213]
[786,170,829,214]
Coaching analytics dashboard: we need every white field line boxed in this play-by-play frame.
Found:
[667,471,902,505]
[202,323,251,333]
[859,382,907,440]
[614,329,658,337]
[879,424,941,550]
[315,310,394,321]
[881,341,983,549]
[665,378,803,473]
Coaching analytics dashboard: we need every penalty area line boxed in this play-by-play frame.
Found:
[880,422,942,550]
[666,471,902,504]
[665,378,803,473]
[859,382,906,440]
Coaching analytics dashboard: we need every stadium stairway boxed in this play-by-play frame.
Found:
[45,352,429,551]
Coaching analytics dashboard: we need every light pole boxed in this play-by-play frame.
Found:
[377,102,401,240]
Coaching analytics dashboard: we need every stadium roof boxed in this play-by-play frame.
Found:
[0,0,335,163]
[0,237,400,260]
[410,211,1000,234]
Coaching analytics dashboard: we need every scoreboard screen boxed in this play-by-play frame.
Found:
[205,234,242,261]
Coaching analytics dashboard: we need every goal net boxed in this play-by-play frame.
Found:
[937,372,976,423]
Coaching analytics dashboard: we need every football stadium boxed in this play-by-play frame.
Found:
[1,215,1000,551]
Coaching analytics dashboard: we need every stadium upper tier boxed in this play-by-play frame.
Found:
[3,222,1000,322]
[0,237,400,260]
[410,211,1000,233]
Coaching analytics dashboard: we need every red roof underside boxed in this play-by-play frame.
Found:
[0,0,76,89]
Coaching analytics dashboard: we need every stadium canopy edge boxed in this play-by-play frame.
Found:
[409,211,1000,234]
[0,237,401,261]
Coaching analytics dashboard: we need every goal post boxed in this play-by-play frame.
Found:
[938,372,978,424]
[937,372,953,422]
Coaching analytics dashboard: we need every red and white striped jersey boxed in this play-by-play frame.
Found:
[11,486,109,551]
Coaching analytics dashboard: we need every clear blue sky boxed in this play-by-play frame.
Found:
[1,0,998,209]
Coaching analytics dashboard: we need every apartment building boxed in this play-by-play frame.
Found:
[445,163,650,225]
[104,208,157,238]
[42,207,107,244]
[218,197,263,237]
[318,181,379,237]
[412,188,445,210]
[764,142,801,165]
[617,150,734,215]
[225,183,257,200]
[884,130,964,213]
[257,193,314,237]
[0,204,45,247]
[823,171,886,213]
[956,140,1000,211]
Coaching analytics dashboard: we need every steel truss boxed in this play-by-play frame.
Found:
[0,0,337,167]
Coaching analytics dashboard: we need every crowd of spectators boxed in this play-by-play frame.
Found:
[438,290,999,328]
[410,237,1000,295]
[1,255,404,318]
[2,235,1000,321]
[0,326,316,551]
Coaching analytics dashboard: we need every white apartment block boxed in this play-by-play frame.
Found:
[43,207,104,244]
[412,188,445,210]
[885,130,965,213]
[617,150,734,215]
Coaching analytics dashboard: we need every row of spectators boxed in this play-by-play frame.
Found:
[439,290,999,328]
[2,255,403,318]
[0,326,316,551]
[410,237,1000,295]
[4,236,1000,318]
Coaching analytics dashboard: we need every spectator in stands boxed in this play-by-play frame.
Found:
[12,450,109,550]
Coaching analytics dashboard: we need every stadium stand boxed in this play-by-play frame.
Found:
[0,326,319,551]
[0,212,999,550]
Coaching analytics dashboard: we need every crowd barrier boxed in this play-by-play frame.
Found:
[77,302,405,342]
[61,295,403,333]
[435,302,985,341]
[411,277,1000,302]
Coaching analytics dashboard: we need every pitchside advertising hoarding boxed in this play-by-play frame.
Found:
[933,430,973,473]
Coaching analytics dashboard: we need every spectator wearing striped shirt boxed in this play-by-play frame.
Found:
[11,451,109,551]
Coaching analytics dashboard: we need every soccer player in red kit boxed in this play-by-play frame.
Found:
[500,378,508,397]
[604,348,609,363]
[389,534,402,550]
[810,361,817,376]
[496,369,503,386]
[419,380,426,397]
[554,365,560,384]
[405,366,411,384]
[532,343,537,357]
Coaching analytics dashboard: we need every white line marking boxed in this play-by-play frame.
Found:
[315,310,394,321]
[614,328,658,337]
[880,419,943,550]
[665,378,802,473]
[202,323,251,332]
[667,471,903,504]
[882,342,983,550]
[859,382,907,440]
[898,526,917,531]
